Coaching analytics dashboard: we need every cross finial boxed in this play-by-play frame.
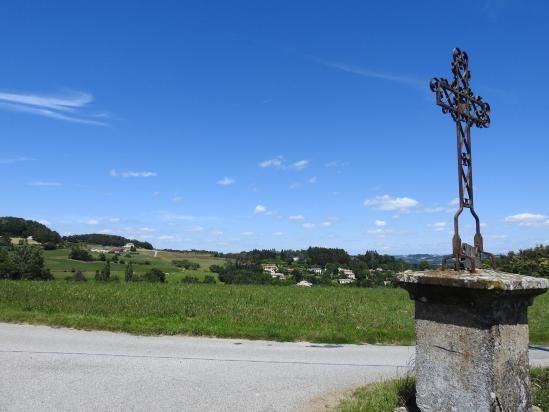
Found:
[430,48,495,272]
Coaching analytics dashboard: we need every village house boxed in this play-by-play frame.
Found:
[261,264,286,279]
[262,264,278,275]
[296,280,312,287]
[123,242,135,252]
[337,267,356,284]
[309,267,323,275]
[338,268,356,280]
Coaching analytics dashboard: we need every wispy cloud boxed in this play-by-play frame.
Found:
[0,90,108,125]
[110,169,158,178]
[289,215,305,221]
[318,60,423,89]
[217,177,236,186]
[0,156,32,164]
[364,194,418,211]
[504,213,549,227]
[28,181,62,187]
[258,156,309,171]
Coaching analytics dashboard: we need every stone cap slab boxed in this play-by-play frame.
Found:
[395,269,549,291]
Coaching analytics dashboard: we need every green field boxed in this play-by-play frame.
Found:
[1,280,549,345]
[44,247,226,283]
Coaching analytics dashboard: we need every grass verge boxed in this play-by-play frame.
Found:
[0,280,548,345]
[336,368,549,411]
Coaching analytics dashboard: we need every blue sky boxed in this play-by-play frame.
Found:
[1,1,548,254]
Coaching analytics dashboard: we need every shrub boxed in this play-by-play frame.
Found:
[203,275,216,284]
[43,242,57,250]
[181,276,198,284]
[141,268,165,283]
[72,270,87,282]
[173,259,200,270]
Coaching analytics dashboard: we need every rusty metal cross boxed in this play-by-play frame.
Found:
[430,48,495,272]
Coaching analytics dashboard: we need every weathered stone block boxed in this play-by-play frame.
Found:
[396,270,548,412]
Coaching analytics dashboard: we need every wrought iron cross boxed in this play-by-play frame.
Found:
[430,48,495,272]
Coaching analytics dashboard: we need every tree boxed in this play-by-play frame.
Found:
[99,261,111,282]
[418,260,432,271]
[69,245,93,262]
[125,261,134,282]
[0,244,53,280]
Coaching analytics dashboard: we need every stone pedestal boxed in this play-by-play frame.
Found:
[396,269,548,412]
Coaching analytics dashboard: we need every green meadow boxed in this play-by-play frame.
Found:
[44,247,226,283]
[1,280,548,345]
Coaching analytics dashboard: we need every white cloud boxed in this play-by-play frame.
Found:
[217,177,235,186]
[158,235,176,240]
[308,176,317,184]
[273,231,284,236]
[85,219,100,225]
[290,182,301,190]
[289,215,305,221]
[375,220,387,227]
[325,160,349,168]
[368,228,384,234]
[449,198,460,206]
[210,230,224,236]
[0,156,32,164]
[28,181,62,187]
[320,221,332,227]
[0,90,107,125]
[109,217,121,223]
[318,60,422,89]
[139,227,155,233]
[364,194,418,211]
[190,225,205,232]
[110,169,157,178]
[38,220,51,226]
[291,160,309,171]
[258,156,284,168]
[302,223,316,229]
[428,221,448,232]
[171,195,183,203]
[254,205,267,214]
[99,229,112,234]
[241,231,254,236]
[421,207,449,213]
[504,213,548,226]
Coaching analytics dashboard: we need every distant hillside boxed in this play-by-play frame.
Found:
[0,217,61,244]
[395,254,443,265]
[63,234,154,250]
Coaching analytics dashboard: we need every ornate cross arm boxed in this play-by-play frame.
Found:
[429,78,491,127]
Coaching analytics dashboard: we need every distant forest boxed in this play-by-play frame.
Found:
[0,217,61,244]
[63,234,154,250]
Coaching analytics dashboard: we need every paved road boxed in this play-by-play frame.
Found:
[1,323,548,412]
